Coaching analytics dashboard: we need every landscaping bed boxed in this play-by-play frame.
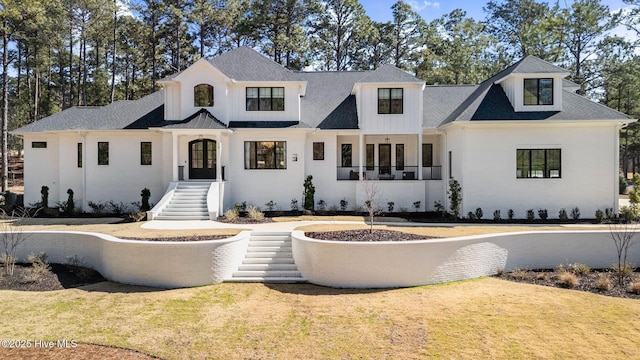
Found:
[126,235,232,242]
[497,267,640,299]
[0,263,105,291]
[305,229,438,242]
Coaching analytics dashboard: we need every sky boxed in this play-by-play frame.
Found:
[361,0,633,23]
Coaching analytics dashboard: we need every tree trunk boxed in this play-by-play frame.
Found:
[2,23,9,192]
[110,0,117,103]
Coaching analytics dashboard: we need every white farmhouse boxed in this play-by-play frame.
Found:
[13,47,634,219]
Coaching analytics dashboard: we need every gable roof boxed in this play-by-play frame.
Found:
[502,55,570,76]
[154,108,227,129]
[356,64,424,84]
[208,47,299,82]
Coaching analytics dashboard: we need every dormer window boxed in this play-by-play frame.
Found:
[378,88,403,114]
[194,84,214,107]
[524,78,553,106]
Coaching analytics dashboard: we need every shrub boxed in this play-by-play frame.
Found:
[290,198,299,211]
[87,201,106,214]
[612,262,635,283]
[303,175,315,211]
[448,179,462,219]
[538,209,548,221]
[595,274,612,291]
[536,272,548,281]
[629,281,640,295]
[317,200,326,211]
[511,268,530,280]
[570,263,591,276]
[595,209,605,223]
[605,207,615,221]
[508,209,514,220]
[493,210,501,221]
[387,201,395,212]
[413,201,421,212]
[434,201,446,218]
[339,199,348,211]
[40,185,49,208]
[399,207,408,214]
[64,189,75,214]
[265,200,276,211]
[328,204,338,212]
[555,264,568,274]
[559,208,568,221]
[620,174,628,195]
[619,206,635,222]
[224,208,239,222]
[23,252,50,282]
[571,207,580,220]
[107,201,131,215]
[526,209,535,221]
[65,255,94,280]
[234,202,247,212]
[475,207,483,220]
[247,206,264,221]
[140,188,151,212]
[467,211,475,220]
[558,272,578,288]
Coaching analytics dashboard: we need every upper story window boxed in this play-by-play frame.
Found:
[98,142,109,165]
[194,84,214,107]
[524,78,553,106]
[246,87,284,111]
[378,88,403,114]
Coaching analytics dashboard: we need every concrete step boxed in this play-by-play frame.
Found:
[247,246,292,253]
[250,232,292,237]
[237,264,299,271]
[165,203,207,208]
[242,257,296,264]
[244,251,293,258]
[232,270,302,278]
[248,240,289,247]
[225,277,306,283]
[155,215,210,220]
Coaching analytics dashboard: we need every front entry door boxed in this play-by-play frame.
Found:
[189,139,216,179]
[379,144,391,175]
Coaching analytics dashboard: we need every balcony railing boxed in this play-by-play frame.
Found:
[337,166,442,181]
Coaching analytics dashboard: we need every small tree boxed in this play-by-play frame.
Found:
[40,185,49,209]
[303,175,315,212]
[64,189,75,214]
[609,221,637,286]
[629,173,640,219]
[362,178,382,233]
[140,188,151,212]
[448,178,462,220]
[0,208,33,276]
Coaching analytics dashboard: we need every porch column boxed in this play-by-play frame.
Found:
[358,132,364,181]
[418,133,423,180]
[172,132,179,181]
[216,135,222,182]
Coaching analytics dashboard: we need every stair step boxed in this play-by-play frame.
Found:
[247,246,292,253]
[242,257,295,264]
[226,277,306,283]
[248,240,289,246]
[250,235,291,241]
[238,264,299,271]
[244,251,293,258]
[233,270,302,278]
[166,203,207,208]
[251,232,292,237]
[155,215,210,220]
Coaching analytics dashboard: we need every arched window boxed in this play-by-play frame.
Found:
[194,84,214,107]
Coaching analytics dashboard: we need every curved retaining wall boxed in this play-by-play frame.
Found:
[292,230,640,288]
[8,231,250,288]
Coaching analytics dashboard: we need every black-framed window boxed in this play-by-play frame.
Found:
[313,142,324,160]
[77,143,82,168]
[366,144,374,170]
[98,142,109,165]
[422,144,433,167]
[396,144,404,171]
[524,78,553,105]
[32,141,47,148]
[246,87,284,111]
[378,88,403,114]
[516,149,561,178]
[448,151,452,178]
[141,142,152,165]
[194,84,214,107]
[244,141,286,169]
[341,144,352,167]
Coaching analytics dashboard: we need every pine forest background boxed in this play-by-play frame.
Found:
[2,0,640,177]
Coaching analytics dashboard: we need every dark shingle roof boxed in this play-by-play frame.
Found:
[228,121,305,128]
[208,47,299,82]
[297,71,365,129]
[155,108,227,129]
[423,85,478,128]
[357,64,424,84]
[14,91,165,133]
[507,55,569,75]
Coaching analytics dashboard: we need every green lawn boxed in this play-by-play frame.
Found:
[1,278,639,359]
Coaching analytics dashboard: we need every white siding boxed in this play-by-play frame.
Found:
[23,135,60,207]
[357,84,423,134]
[446,122,619,218]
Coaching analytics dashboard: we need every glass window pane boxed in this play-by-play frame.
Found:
[530,149,545,178]
[313,142,324,160]
[378,88,390,114]
[77,143,82,168]
[422,144,433,167]
[246,88,259,111]
[194,84,214,107]
[98,142,109,165]
[516,149,529,178]
[539,79,553,105]
[524,79,538,105]
[341,144,352,167]
[141,142,152,165]
[547,149,561,177]
[276,141,286,169]
[366,144,374,170]
[396,144,404,171]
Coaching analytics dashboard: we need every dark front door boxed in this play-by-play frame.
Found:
[189,139,216,179]
[379,144,391,175]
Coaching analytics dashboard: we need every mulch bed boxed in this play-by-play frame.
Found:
[305,229,438,242]
[497,269,640,299]
[0,263,105,291]
[216,217,273,224]
[0,344,160,360]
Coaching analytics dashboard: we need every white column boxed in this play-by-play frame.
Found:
[172,132,179,181]
[358,132,364,181]
[82,133,87,211]
[418,133,423,180]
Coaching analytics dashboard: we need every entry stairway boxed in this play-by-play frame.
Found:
[227,231,306,283]
[155,182,211,220]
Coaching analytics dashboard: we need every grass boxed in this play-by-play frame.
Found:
[1,278,639,359]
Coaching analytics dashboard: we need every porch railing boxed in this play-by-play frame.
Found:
[337,166,442,181]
